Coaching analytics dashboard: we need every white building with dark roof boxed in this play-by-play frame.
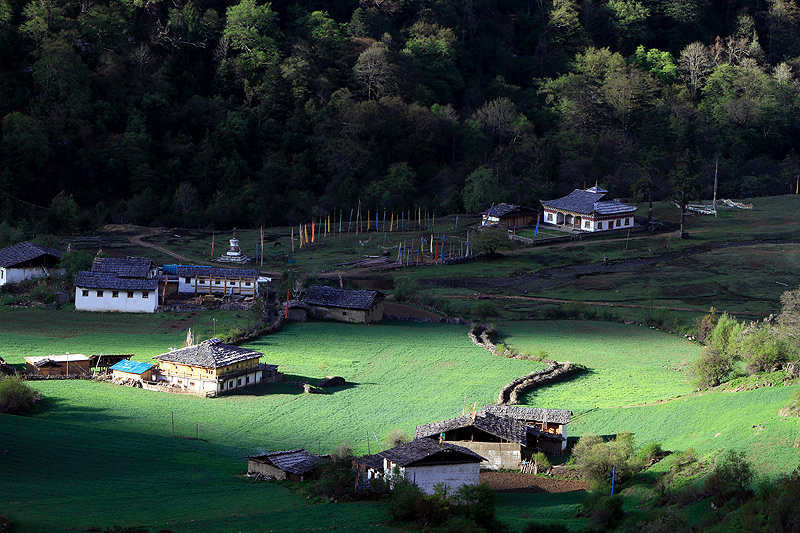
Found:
[376,439,486,495]
[153,338,279,394]
[0,241,63,287]
[540,186,637,232]
[74,256,160,313]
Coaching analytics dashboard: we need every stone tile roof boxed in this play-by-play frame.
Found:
[481,203,534,217]
[540,189,607,214]
[176,265,260,279]
[414,412,529,446]
[358,453,385,471]
[154,338,264,369]
[540,189,637,216]
[74,271,158,290]
[248,449,319,475]
[379,439,486,467]
[481,405,572,425]
[91,257,156,278]
[594,200,637,215]
[301,285,383,310]
[0,241,62,268]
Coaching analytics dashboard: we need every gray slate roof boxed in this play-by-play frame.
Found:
[481,203,533,217]
[379,439,486,467]
[0,241,62,268]
[358,453,385,471]
[481,405,572,425]
[248,449,319,475]
[91,257,156,278]
[176,265,260,278]
[74,271,158,290]
[414,412,529,445]
[540,189,636,216]
[155,338,265,369]
[301,285,383,310]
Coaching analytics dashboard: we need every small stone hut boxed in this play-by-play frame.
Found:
[247,449,319,481]
[300,285,385,324]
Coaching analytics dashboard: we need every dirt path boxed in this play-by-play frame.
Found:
[128,227,220,266]
[443,293,770,317]
[480,471,587,493]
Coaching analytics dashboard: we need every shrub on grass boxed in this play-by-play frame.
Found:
[451,482,496,528]
[385,429,409,447]
[530,452,551,474]
[691,345,734,388]
[473,300,498,321]
[739,323,789,374]
[705,450,754,506]
[572,431,637,491]
[0,376,41,415]
[582,493,625,532]
[392,276,420,302]
[30,282,56,304]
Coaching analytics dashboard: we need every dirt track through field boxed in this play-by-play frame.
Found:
[480,471,587,493]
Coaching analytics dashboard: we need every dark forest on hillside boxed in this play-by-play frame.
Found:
[1,0,799,232]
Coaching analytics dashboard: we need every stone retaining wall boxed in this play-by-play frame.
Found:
[468,324,584,405]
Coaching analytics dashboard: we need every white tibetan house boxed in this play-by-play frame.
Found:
[540,186,637,232]
[173,265,262,296]
[377,439,485,495]
[74,257,160,313]
[0,241,63,287]
[153,338,279,394]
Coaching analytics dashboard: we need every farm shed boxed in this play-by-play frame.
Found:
[153,338,279,394]
[74,257,160,313]
[415,412,532,469]
[481,405,572,454]
[167,265,264,297]
[540,186,637,232]
[0,241,63,287]
[109,360,154,382]
[480,203,537,228]
[88,354,133,373]
[25,354,90,377]
[300,285,385,324]
[378,439,485,495]
[247,449,319,481]
[282,299,309,322]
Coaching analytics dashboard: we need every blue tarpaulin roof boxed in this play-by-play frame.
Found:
[109,360,153,375]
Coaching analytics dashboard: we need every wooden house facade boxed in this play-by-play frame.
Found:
[247,449,319,481]
[25,354,91,377]
[481,405,572,454]
[540,186,637,232]
[172,265,261,296]
[300,285,385,324]
[0,241,63,287]
[153,338,279,394]
[480,203,537,228]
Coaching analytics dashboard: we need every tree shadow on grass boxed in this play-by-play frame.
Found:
[37,397,126,424]
[222,374,360,397]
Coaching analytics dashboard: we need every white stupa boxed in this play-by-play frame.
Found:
[216,229,251,264]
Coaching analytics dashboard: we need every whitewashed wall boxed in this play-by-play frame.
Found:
[0,266,63,286]
[392,462,480,495]
[75,287,158,313]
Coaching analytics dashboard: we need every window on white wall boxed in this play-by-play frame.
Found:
[127,292,134,298]
[96,290,104,297]
[142,292,149,298]
[82,290,89,297]
[598,222,603,229]
[112,291,119,298]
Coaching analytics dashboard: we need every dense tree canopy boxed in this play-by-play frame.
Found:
[1,0,799,231]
